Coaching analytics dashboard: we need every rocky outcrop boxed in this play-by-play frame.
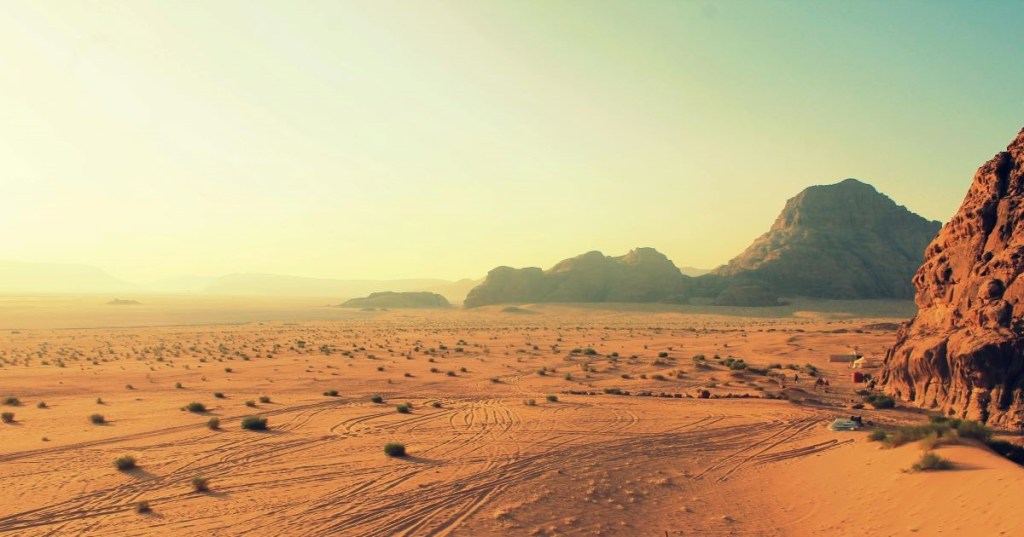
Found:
[463,248,689,307]
[714,178,941,299]
[339,291,451,309]
[882,128,1024,428]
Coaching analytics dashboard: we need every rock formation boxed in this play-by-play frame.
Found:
[714,178,941,299]
[463,248,689,308]
[882,128,1024,428]
[339,291,451,309]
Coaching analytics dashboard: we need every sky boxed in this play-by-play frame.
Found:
[2,0,1023,283]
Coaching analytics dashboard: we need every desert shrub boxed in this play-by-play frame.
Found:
[537,369,546,376]
[867,429,887,442]
[545,395,558,403]
[214,392,225,399]
[490,377,501,383]
[524,399,537,406]
[224,368,233,373]
[136,501,152,514]
[1,412,13,423]
[431,401,442,408]
[192,475,210,492]
[384,442,406,457]
[245,400,256,407]
[36,401,47,409]
[175,382,183,389]
[323,389,339,397]
[240,415,268,431]
[912,451,952,471]
[584,348,597,356]
[658,352,669,358]
[185,402,206,413]
[3,397,20,406]
[90,413,106,424]
[651,374,667,381]
[114,455,137,471]
[396,404,411,414]
[864,394,896,409]
[258,395,271,404]
[371,395,384,404]
[207,417,220,430]
[955,420,992,441]
[96,397,104,404]
[446,371,456,377]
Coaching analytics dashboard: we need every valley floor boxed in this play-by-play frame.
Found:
[0,305,1020,536]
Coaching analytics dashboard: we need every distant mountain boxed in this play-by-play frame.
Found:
[712,178,941,299]
[338,291,451,309]
[679,266,711,277]
[463,248,688,308]
[0,261,133,294]
[202,273,478,303]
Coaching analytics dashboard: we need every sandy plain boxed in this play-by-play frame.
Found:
[0,297,1020,536]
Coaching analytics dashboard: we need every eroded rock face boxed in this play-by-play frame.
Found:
[882,128,1024,428]
[713,178,941,299]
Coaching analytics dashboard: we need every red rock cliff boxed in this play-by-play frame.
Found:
[882,128,1024,428]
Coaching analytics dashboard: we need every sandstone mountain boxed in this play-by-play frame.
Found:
[463,248,688,308]
[339,291,451,309]
[713,178,941,300]
[882,128,1024,428]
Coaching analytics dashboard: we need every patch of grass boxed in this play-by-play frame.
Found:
[192,475,210,492]
[114,455,137,471]
[864,394,896,409]
[911,451,953,472]
[185,402,207,413]
[867,429,887,442]
[90,413,106,425]
[240,415,268,431]
[384,442,407,457]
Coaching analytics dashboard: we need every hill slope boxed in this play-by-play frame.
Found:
[713,178,941,299]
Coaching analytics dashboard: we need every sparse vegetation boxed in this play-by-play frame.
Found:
[1,412,13,423]
[546,395,558,403]
[114,455,137,471]
[396,404,411,414]
[192,475,210,492]
[136,501,152,514]
[185,401,207,413]
[371,395,384,404]
[384,442,407,457]
[241,415,268,430]
[864,393,896,409]
[323,389,339,397]
[90,413,106,424]
[258,395,271,404]
[3,397,20,406]
[207,417,220,430]
[911,451,953,471]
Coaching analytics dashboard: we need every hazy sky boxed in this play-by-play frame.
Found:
[2,1,1023,282]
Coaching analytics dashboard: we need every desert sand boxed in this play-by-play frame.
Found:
[0,298,1020,536]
